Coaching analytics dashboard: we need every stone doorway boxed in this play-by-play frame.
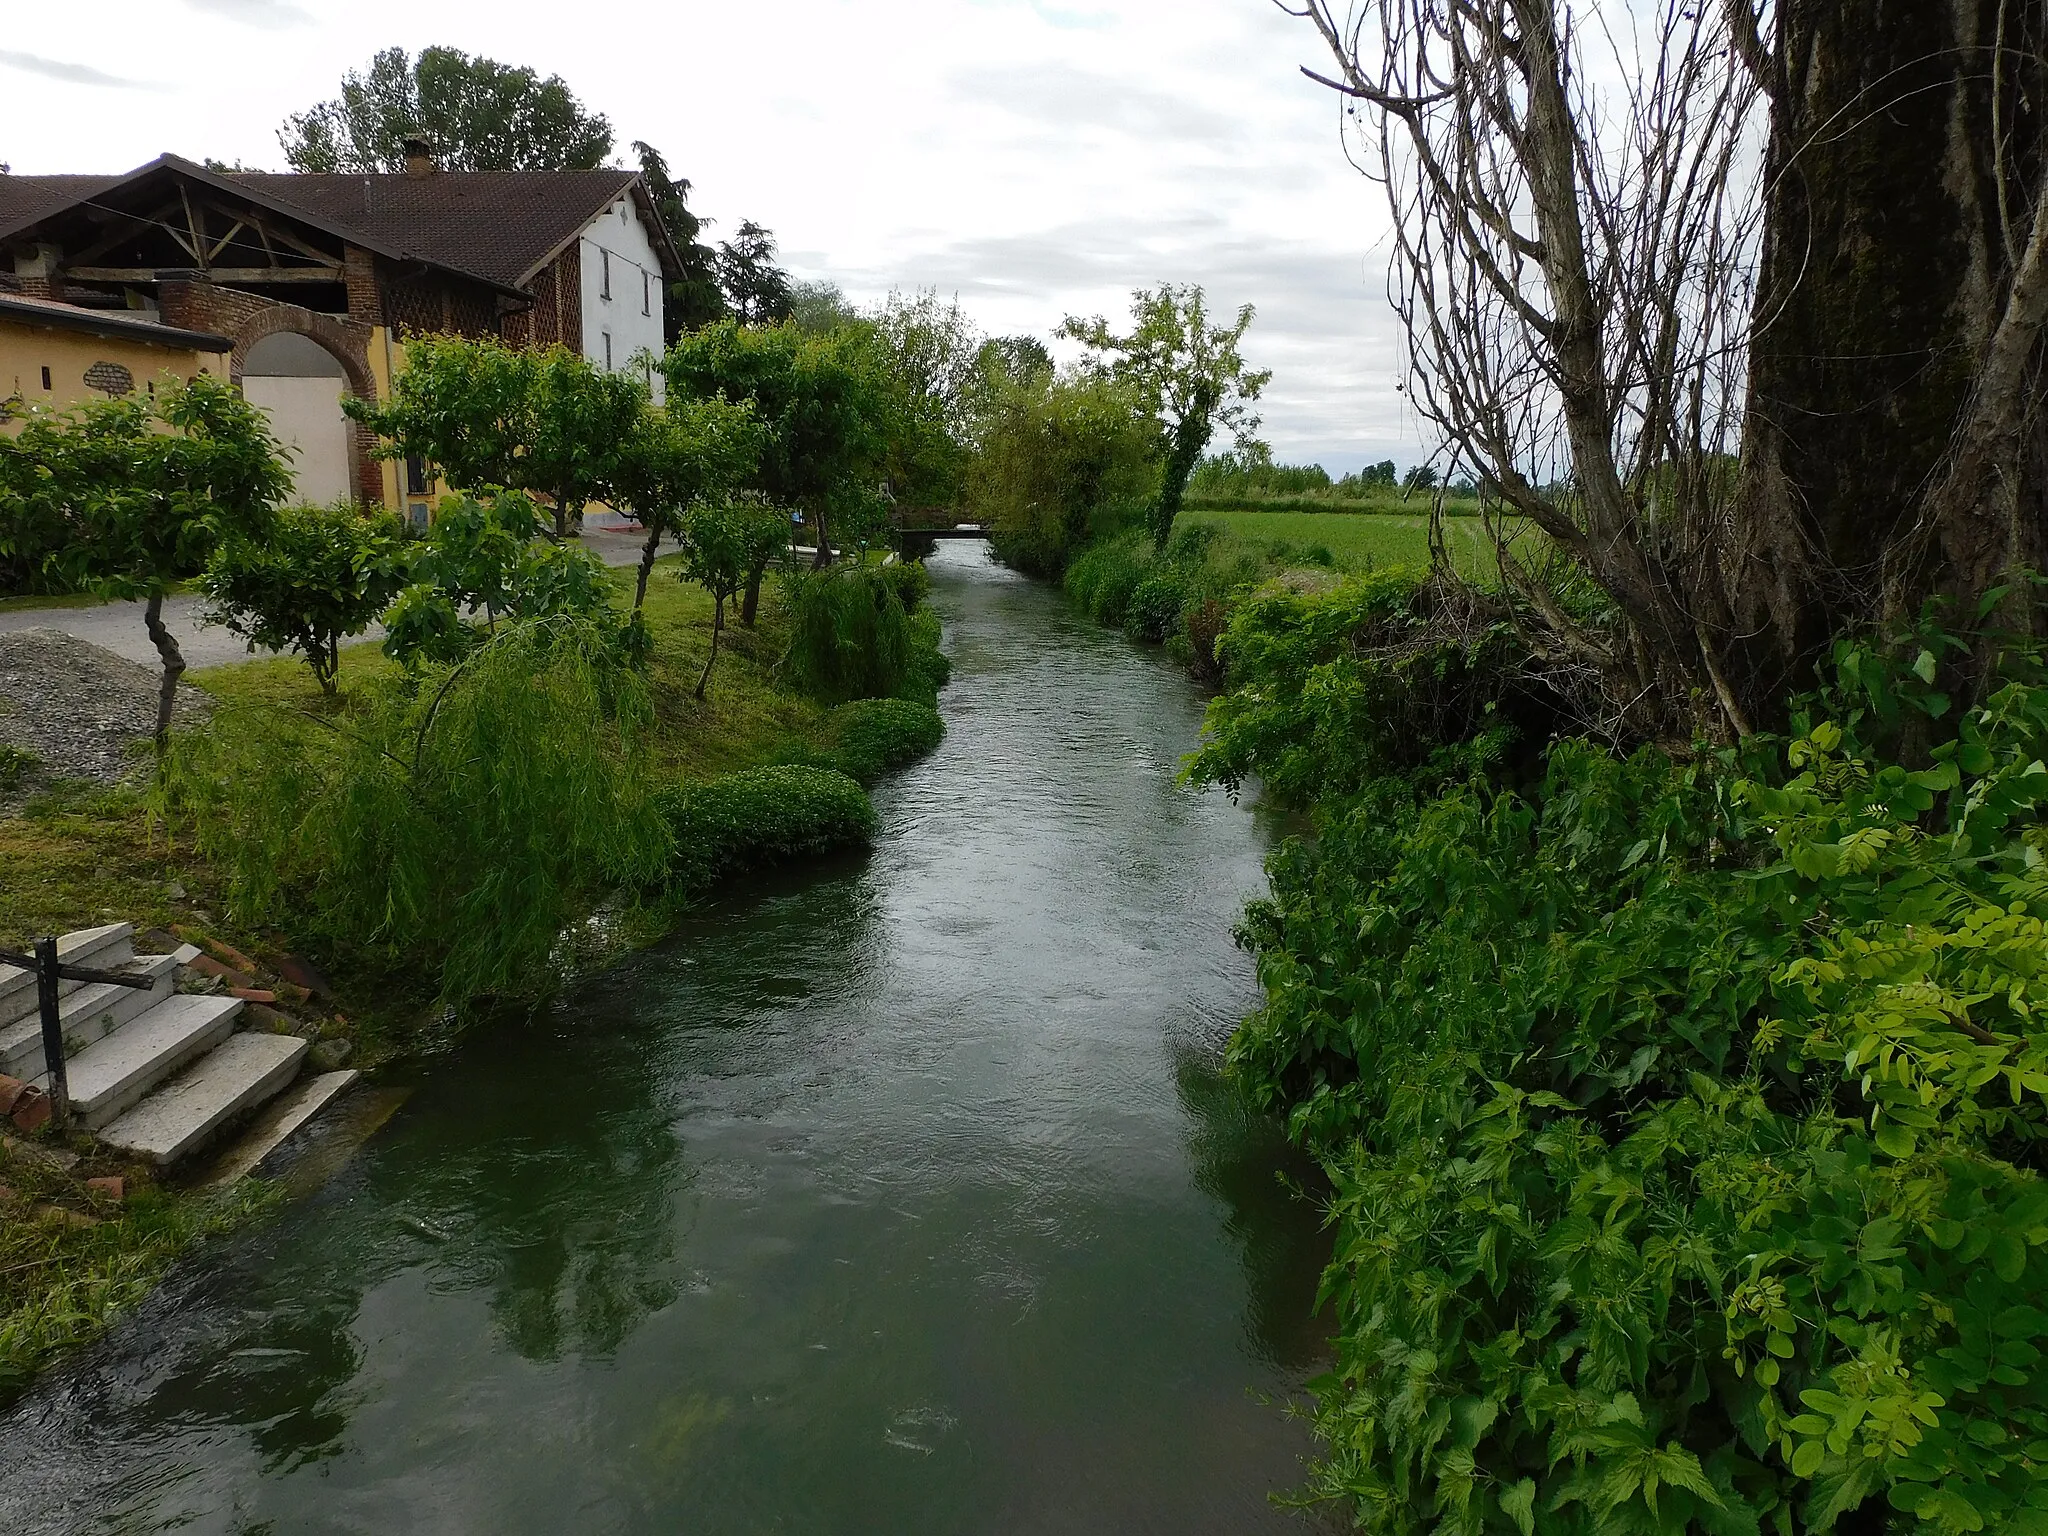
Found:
[241,332,352,505]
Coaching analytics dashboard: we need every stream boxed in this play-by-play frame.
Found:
[0,541,1331,1534]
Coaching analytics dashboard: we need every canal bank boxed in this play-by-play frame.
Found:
[0,542,1330,1534]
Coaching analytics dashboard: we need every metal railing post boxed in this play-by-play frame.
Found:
[33,935,68,1130]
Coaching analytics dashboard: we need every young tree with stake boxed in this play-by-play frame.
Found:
[676,496,786,699]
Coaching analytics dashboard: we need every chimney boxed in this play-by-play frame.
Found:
[402,138,437,178]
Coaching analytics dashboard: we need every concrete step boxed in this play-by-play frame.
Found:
[67,994,243,1132]
[0,953,179,1082]
[201,1068,359,1185]
[100,1033,310,1166]
[0,924,136,1028]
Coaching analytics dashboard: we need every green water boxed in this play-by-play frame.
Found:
[1,543,1331,1533]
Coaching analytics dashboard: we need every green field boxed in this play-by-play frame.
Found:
[1181,508,1511,577]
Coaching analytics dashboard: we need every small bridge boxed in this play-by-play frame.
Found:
[891,515,990,556]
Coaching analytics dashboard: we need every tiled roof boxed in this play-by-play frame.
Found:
[0,175,123,231]
[0,292,232,350]
[227,169,647,288]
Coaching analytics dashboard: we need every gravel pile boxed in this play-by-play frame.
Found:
[0,628,210,794]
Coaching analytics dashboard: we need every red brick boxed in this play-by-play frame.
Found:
[84,1176,124,1203]
[0,1075,26,1117]
[229,988,278,1003]
[10,1088,51,1134]
[184,954,255,987]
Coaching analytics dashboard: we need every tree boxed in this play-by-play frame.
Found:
[350,337,646,538]
[864,289,985,512]
[675,497,787,698]
[1060,284,1270,549]
[18,377,291,748]
[715,222,794,326]
[1284,0,2048,737]
[614,395,764,611]
[968,369,1160,576]
[201,502,411,691]
[789,280,859,336]
[632,141,725,339]
[524,348,649,538]
[279,47,613,173]
[663,321,892,582]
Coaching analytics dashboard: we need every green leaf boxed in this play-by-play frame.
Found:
[1790,1440,1825,1478]
[1874,1121,1916,1158]
[1913,649,1939,684]
[1500,1477,1537,1536]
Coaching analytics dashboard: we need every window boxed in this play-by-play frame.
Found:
[600,247,611,300]
[603,331,613,370]
[41,366,51,390]
[406,456,430,495]
[620,202,629,224]
[642,270,651,316]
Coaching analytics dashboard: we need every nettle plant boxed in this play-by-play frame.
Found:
[1219,620,2048,1534]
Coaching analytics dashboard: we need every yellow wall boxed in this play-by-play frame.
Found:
[0,320,224,423]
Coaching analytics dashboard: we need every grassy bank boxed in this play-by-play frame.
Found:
[1048,510,1518,685]
[1182,487,1483,517]
[0,554,948,1398]
[1179,508,1506,575]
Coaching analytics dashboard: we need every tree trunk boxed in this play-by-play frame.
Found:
[142,591,186,755]
[810,506,832,569]
[634,518,664,611]
[695,595,724,700]
[1152,414,1210,551]
[740,557,768,627]
[1725,0,2048,716]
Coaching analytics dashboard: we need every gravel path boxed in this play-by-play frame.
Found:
[0,628,210,793]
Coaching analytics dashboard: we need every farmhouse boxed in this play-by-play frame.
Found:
[0,147,682,518]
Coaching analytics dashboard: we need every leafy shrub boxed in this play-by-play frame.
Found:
[163,615,666,1005]
[899,608,950,708]
[875,558,932,614]
[1190,567,1542,805]
[817,697,944,783]
[781,564,914,703]
[1212,624,2048,1534]
[656,764,875,891]
[1123,569,1188,642]
[201,501,411,691]
[0,745,34,793]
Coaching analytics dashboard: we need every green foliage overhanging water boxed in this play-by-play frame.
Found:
[1196,574,2048,1533]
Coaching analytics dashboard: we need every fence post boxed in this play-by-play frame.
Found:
[34,935,68,1130]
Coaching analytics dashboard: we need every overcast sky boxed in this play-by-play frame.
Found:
[2,0,1429,471]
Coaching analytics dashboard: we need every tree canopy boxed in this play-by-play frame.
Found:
[279,47,613,173]
[663,320,893,567]
[1061,285,1269,549]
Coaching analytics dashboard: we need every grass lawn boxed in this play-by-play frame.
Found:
[1181,507,1519,578]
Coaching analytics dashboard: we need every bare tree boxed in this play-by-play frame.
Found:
[1282,0,2048,739]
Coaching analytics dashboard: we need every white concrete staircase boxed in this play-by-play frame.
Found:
[0,924,357,1167]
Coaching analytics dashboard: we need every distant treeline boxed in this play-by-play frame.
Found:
[1186,451,1486,509]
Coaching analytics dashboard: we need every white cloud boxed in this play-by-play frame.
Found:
[4,0,1430,466]
[181,0,315,29]
[0,49,161,89]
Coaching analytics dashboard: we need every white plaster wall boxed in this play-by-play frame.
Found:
[578,198,667,404]
[244,375,351,505]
